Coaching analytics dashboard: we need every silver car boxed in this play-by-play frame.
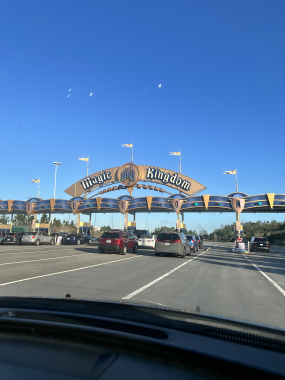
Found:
[155,231,190,258]
[22,231,55,246]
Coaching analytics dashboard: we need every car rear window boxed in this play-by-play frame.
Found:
[101,232,120,238]
[254,237,268,242]
[24,232,37,235]
[157,233,180,241]
[140,235,151,238]
[186,235,193,240]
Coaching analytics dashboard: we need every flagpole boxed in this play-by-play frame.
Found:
[37,178,40,198]
[131,143,133,163]
[85,158,89,200]
[180,151,181,174]
[236,167,238,192]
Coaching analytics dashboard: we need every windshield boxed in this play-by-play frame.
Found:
[101,232,120,238]
[157,233,180,241]
[1,1,285,338]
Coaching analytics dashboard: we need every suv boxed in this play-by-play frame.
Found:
[3,232,25,245]
[186,235,198,253]
[250,237,270,253]
[133,230,151,239]
[194,235,203,250]
[99,230,138,254]
[155,231,190,258]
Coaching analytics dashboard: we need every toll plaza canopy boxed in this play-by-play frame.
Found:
[0,193,285,216]
[0,162,284,216]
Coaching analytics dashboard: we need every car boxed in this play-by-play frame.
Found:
[186,235,198,253]
[62,234,92,245]
[133,229,151,239]
[155,231,191,258]
[250,237,270,253]
[99,230,138,254]
[22,231,55,245]
[50,232,69,244]
[194,235,203,250]
[2,232,25,245]
[138,234,156,249]
[0,235,5,245]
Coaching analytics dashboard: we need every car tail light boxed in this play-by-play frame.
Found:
[32,235,35,239]
[156,239,160,242]
[174,239,181,243]
[13,234,17,237]
[192,240,195,243]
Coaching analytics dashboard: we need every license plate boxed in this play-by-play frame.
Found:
[7,239,10,241]
[106,240,111,243]
[260,244,263,246]
[67,238,70,240]
[165,243,170,245]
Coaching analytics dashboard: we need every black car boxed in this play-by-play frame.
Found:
[194,235,203,250]
[62,234,92,245]
[3,232,25,245]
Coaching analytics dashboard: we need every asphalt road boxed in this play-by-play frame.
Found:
[0,242,284,329]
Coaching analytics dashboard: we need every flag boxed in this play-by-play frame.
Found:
[223,170,236,174]
[78,157,89,161]
[122,144,133,148]
[30,179,40,183]
[169,152,181,156]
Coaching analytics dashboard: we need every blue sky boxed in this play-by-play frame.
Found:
[0,0,284,232]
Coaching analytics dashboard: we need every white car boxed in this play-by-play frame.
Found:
[138,235,156,249]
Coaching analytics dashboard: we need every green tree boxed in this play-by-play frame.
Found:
[40,213,49,223]
[13,214,34,225]
[0,214,9,224]
[100,225,111,232]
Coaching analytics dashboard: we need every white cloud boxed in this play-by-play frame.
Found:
[69,88,72,91]
[158,84,161,88]
[67,94,70,98]
[90,92,93,96]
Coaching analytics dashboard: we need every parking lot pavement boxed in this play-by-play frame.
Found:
[0,242,284,330]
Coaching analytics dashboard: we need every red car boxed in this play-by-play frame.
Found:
[99,230,138,254]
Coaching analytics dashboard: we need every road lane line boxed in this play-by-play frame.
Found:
[243,254,285,297]
[0,252,97,266]
[0,248,88,256]
[0,256,141,287]
[122,250,206,300]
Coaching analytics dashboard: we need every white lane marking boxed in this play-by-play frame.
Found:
[0,252,96,266]
[243,254,285,297]
[122,250,206,300]
[0,248,86,256]
[0,256,141,287]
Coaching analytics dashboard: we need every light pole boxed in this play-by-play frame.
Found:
[51,162,61,231]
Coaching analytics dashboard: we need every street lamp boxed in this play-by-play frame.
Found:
[51,162,61,231]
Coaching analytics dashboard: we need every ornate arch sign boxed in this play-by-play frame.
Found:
[26,202,35,216]
[69,201,81,215]
[64,162,206,198]
[118,199,129,215]
[231,197,245,214]
[170,198,184,214]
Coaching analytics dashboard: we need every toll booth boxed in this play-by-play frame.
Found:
[35,223,49,234]
[0,224,12,234]
[127,221,136,233]
[79,222,91,236]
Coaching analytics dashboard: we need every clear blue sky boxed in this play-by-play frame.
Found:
[0,0,284,232]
